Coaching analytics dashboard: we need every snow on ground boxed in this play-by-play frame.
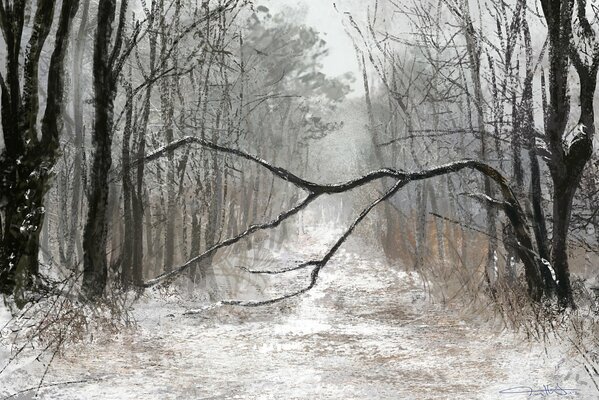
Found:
[1,223,597,399]
[0,306,12,376]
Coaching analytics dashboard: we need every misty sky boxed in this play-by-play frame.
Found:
[259,0,367,97]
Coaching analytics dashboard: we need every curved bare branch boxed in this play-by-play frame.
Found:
[223,178,405,307]
[142,193,317,288]
[137,136,544,301]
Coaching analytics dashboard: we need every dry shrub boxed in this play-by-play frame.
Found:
[369,206,599,389]
[1,273,135,395]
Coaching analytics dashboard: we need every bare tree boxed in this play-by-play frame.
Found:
[82,0,142,299]
[0,0,80,305]
[540,0,599,305]
[343,0,599,307]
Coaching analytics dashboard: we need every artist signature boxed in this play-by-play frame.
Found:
[500,384,579,397]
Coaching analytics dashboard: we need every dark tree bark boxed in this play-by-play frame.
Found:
[521,18,553,292]
[160,5,176,274]
[121,72,134,287]
[539,0,598,306]
[81,0,147,298]
[131,106,146,286]
[0,0,79,305]
[82,0,122,299]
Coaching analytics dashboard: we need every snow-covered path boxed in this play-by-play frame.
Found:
[2,229,595,399]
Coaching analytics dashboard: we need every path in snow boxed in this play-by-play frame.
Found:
[2,226,596,399]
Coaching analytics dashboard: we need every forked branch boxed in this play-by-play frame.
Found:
[139,136,545,303]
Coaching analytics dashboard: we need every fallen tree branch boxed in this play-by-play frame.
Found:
[135,135,400,194]
[141,193,317,288]
[222,178,405,306]
[137,135,547,302]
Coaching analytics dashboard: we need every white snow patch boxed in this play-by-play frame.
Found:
[1,225,597,399]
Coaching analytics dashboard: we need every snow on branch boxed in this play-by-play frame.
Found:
[136,135,400,194]
[142,193,318,288]
[138,135,538,305]
[461,192,509,209]
[223,179,406,307]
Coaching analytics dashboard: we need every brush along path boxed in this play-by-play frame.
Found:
[5,228,594,399]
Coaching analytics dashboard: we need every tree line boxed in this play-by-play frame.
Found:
[1,0,598,312]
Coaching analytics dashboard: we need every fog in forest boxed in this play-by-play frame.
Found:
[1,0,599,398]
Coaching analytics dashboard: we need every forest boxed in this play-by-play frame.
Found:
[1,0,599,398]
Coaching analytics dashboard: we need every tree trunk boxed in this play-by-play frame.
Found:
[67,0,90,266]
[414,183,428,269]
[551,71,596,306]
[121,77,134,287]
[161,4,176,274]
[522,20,553,291]
[0,0,79,305]
[461,0,498,288]
[82,0,118,300]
